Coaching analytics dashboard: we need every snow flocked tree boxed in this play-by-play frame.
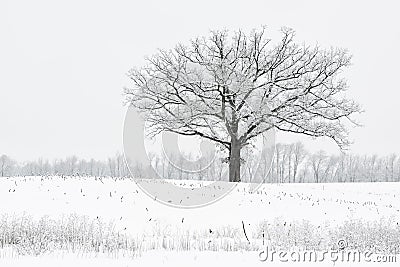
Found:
[124,26,361,182]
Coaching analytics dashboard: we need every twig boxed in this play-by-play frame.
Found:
[241,220,250,243]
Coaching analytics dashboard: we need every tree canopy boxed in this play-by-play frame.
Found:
[124,26,361,182]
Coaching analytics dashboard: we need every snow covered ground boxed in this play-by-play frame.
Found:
[1,176,399,265]
[0,250,398,267]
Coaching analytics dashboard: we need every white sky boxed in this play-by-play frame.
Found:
[0,0,399,161]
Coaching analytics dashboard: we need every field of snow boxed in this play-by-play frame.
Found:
[1,176,399,266]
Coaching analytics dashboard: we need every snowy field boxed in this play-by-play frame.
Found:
[1,176,399,266]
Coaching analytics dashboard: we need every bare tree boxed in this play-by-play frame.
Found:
[322,155,338,182]
[386,154,397,182]
[309,150,327,183]
[66,156,78,176]
[346,154,359,183]
[125,27,361,182]
[397,158,400,182]
[291,142,307,183]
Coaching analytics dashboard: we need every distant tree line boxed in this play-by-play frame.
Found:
[269,143,400,183]
[1,143,400,183]
[0,153,129,178]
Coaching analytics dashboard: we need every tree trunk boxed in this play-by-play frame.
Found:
[229,140,241,182]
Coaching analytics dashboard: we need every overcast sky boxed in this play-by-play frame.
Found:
[1,0,399,161]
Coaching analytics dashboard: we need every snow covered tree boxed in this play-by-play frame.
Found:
[0,154,14,177]
[124,27,361,182]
